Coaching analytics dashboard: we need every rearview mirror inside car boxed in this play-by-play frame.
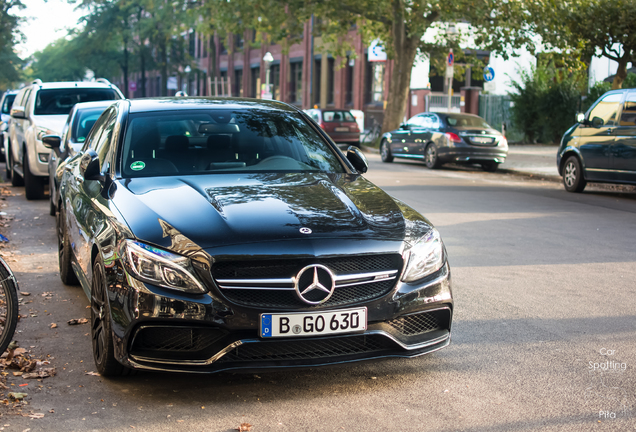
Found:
[591,116,604,128]
[576,113,585,123]
[198,123,240,134]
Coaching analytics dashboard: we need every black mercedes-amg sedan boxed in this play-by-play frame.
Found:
[380,112,508,172]
[54,98,453,376]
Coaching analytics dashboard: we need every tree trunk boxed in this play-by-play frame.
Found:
[612,54,630,89]
[381,1,420,134]
[122,36,129,98]
[207,34,217,95]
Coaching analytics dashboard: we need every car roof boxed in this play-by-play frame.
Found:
[73,100,118,111]
[127,97,298,114]
[31,81,119,90]
[2,90,19,96]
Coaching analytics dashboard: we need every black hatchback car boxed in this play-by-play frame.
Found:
[558,89,636,192]
[53,98,453,375]
[381,112,508,171]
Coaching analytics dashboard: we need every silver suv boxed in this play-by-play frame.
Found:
[7,79,123,199]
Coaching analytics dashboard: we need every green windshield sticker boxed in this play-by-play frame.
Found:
[130,161,146,171]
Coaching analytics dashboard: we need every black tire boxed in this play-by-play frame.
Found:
[380,139,393,162]
[0,258,19,356]
[91,256,133,376]
[23,151,45,200]
[562,155,587,193]
[425,143,442,169]
[57,210,79,285]
[481,161,499,172]
[10,147,23,187]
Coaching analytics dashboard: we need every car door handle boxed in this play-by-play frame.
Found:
[605,128,614,135]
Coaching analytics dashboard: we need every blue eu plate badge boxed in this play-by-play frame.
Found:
[261,314,273,338]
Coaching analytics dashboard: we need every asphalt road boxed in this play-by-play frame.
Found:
[1,155,635,432]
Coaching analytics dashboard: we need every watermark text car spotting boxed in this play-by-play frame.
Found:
[589,348,627,372]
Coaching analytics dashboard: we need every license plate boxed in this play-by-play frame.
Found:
[334,127,349,132]
[260,307,367,338]
[472,137,493,144]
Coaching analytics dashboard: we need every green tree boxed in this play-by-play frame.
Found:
[197,0,527,134]
[31,38,87,81]
[0,0,25,88]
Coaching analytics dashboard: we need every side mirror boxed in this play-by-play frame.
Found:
[576,112,585,123]
[591,116,604,128]
[79,149,103,181]
[41,135,61,149]
[399,123,409,130]
[346,146,368,174]
[10,106,25,119]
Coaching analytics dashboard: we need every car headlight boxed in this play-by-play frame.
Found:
[37,127,56,141]
[120,240,206,294]
[401,228,445,283]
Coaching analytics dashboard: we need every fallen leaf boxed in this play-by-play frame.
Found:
[8,392,27,400]
[27,413,44,419]
[49,409,55,413]
[67,318,89,325]
[20,292,30,296]
[12,372,22,376]
[85,371,100,376]
[236,422,253,431]
[23,368,56,379]
[50,323,57,329]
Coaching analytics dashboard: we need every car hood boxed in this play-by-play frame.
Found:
[112,173,417,252]
[33,115,68,134]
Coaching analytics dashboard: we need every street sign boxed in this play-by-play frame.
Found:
[129,81,137,92]
[483,66,495,82]
[368,39,387,62]
[447,50,454,67]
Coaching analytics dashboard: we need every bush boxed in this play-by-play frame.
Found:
[509,59,586,144]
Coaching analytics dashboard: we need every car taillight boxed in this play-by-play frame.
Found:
[445,132,462,143]
[319,122,326,129]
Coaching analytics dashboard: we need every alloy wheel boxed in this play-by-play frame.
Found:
[564,161,576,188]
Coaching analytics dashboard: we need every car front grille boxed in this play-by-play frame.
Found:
[130,326,225,357]
[216,334,394,363]
[212,254,403,309]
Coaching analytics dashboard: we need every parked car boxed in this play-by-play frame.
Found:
[380,112,508,171]
[0,90,19,165]
[44,100,114,216]
[304,108,360,147]
[558,89,636,192]
[55,97,453,376]
[7,79,123,200]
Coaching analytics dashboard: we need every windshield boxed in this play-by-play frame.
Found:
[121,109,346,178]
[72,107,109,143]
[1,94,16,114]
[35,89,119,115]
[446,115,492,128]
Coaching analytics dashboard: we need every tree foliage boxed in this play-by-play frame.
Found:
[197,0,527,133]
[0,0,25,89]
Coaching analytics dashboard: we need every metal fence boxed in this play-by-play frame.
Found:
[478,94,523,143]
[426,93,462,113]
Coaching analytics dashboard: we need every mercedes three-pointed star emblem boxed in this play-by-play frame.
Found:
[294,264,336,305]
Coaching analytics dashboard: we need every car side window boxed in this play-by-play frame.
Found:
[24,89,34,115]
[619,93,636,126]
[588,93,623,127]
[82,111,109,153]
[407,116,426,128]
[93,110,117,172]
[429,115,440,130]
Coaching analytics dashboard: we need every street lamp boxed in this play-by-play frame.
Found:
[263,52,274,99]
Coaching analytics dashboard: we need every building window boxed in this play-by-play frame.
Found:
[313,59,322,106]
[203,36,208,58]
[345,56,354,105]
[189,30,195,57]
[371,63,385,103]
[234,69,244,97]
[270,64,280,100]
[196,35,201,59]
[251,66,260,98]
[290,61,303,105]
[327,57,335,105]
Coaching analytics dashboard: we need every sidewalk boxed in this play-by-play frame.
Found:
[360,143,561,180]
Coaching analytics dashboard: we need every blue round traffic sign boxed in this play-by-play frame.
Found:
[447,52,454,67]
[483,66,495,82]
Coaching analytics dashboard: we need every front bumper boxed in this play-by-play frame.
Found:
[106,261,453,373]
